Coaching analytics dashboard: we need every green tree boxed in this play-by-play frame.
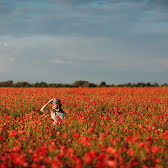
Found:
[153,82,159,87]
[33,82,48,87]
[72,80,89,87]
[161,83,168,87]
[99,81,107,87]
[48,83,57,87]
[0,80,13,87]
[14,81,31,87]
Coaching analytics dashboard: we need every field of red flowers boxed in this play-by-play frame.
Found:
[0,87,168,168]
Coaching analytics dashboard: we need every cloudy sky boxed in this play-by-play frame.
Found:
[0,0,168,84]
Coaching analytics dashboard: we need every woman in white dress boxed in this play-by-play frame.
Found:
[40,98,65,126]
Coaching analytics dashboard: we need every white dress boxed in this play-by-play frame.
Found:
[50,109,65,126]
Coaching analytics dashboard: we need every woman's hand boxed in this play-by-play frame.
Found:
[48,98,54,104]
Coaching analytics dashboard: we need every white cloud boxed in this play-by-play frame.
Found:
[133,57,168,72]
[0,61,6,72]
[3,42,8,47]
[0,67,6,72]
[8,57,16,62]
[0,41,8,47]
[152,58,168,70]
[48,59,73,64]
[106,57,168,73]
[49,59,64,64]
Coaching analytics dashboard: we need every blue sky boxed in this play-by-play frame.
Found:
[0,0,168,84]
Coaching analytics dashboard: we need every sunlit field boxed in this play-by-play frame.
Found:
[0,87,168,168]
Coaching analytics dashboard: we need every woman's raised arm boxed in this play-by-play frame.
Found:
[40,99,53,114]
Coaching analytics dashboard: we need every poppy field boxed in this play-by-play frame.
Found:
[0,87,168,168]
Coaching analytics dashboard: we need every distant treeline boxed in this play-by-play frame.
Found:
[0,80,167,87]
